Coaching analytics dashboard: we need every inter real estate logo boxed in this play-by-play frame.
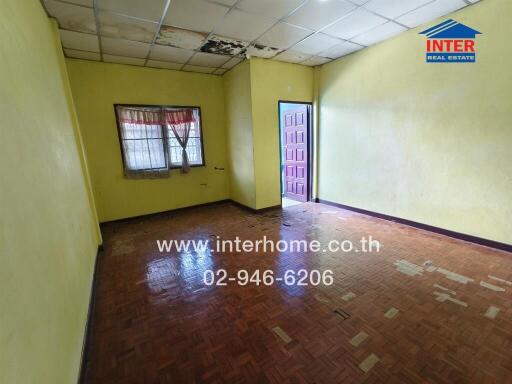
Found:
[419,19,482,63]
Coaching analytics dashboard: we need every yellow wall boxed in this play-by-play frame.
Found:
[250,58,314,209]
[0,1,101,383]
[223,60,256,208]
[67,60,229,222]
[318,0,512,244]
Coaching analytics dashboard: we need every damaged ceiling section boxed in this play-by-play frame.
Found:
[156,26,208,51]
[156,26,283,61]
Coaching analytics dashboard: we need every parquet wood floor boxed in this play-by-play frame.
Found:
[84,202,512,384]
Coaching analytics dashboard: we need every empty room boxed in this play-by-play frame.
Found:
[2,0,511,383]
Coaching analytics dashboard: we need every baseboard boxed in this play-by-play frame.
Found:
[317,199,512,253]
[101,199,232,224]
[78,244,102,384]
[229,199,281,213]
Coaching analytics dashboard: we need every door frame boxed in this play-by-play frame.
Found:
[278,100,313,205]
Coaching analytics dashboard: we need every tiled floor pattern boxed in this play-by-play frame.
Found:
[85,202,512,383]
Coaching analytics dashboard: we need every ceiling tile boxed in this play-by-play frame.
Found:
[164,0,230,33]
[222,56,244,68]
[284,0,356,31]
[98,12,158,43]
[182,64,216,74]
[396,0,467,28]
[103,54,146,66]
[274,50,312,64]
[156,26,208,50]
[97,0,167,22]
[64,48,100,61]
[323,8,387,40]
[349,0,371,4]
[146,60,183,70]
[320,40,363,58]
[188,52,230,67]
[292,33,341,55]
[149,44,195,63]
[246,44,282,58]
[200,35,249,56]
[44,0,96,34]
[351,21,407,46]
[256,22,312,49]
[213,68,228,75]
[301,56,332,66]
[101,37,151,58]
[364,0,433,19]
[213,9,276,41]
[236,0,306,20]
[59,29,99,52]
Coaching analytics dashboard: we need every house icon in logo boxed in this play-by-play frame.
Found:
[419,19,482,63]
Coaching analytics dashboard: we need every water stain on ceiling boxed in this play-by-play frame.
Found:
[156,25,208,50]
[200,35,249,56]
[246,44,282,59]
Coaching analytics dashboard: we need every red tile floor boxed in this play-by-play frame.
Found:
[85,202,512,383]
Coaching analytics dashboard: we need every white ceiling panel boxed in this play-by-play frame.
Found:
[182,64,216,74]
[349,0,371,4]
[146,60,183,70]
[292,33,341,55]
[103,54,145,66]
[301,56,332,66]
[64,48,100,60]
[213,68,228,75]
[213,9,276,42]
[396,0,467,28]
[97,0,167,22]
[164,0,230,33]
[149,44,195,63]
[59,29,99,52]
[256,22,312,49]
[323,8,387,40]
[274,50,311,64]
[364,0,433,19]
[101,37,151,58]
[44,0,97,34]
[188,52,230,67]
[236,0,306,20]
[221,57,244,69]
[351,21,407,46]
[285,0,356,31]
[320,40,363,58]
[98,12,158,43]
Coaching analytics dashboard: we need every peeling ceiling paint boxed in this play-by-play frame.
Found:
[200,35,249,56]
[246,44,282,59]
[156,25,207,50]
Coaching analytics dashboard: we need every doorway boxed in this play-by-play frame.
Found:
[278,101,312,207]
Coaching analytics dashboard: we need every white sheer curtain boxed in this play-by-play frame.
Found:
[164,108,199,173]
[116,106,169,178]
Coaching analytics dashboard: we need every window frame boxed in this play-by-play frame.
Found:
[113,104,206,174]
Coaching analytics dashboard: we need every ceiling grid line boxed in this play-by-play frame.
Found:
[42,0,482,73]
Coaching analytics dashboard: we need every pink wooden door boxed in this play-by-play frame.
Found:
[282,105,308,202]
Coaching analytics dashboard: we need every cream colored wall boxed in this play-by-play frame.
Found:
[250,58,314,209]
[66,60,229,222]
[223,60,256,208]
[318,0,512,244]
[0,1,100,383]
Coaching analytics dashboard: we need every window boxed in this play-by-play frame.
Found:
[115,105,204,178]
